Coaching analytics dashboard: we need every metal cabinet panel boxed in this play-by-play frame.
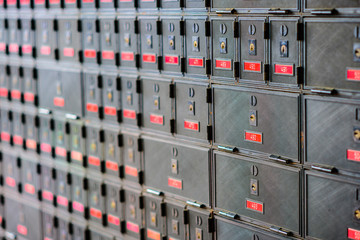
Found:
[36,17,57,60]
[20,18,35,58]
[4,197,20,236]
[88,177,106,224]
[56,168,72,211]
[43,212,57,240]
[58,17,82,63]
[118,16,138,70]
[21,158,40,199]
[82,17,100,65]
[41,165,56,204]
[139,17,160,72]
[175,81,210,141]
[3,152,20,191]
[103,128,122,177]
[105,181,123,231]
[23,203,43,240]
[69,120,85,166]
[86,124,104,172]
[305,18,360,92]
[142,78,172,133]
[214,151,301,235]
[144,194,165,240]
[187,207,212,240]
[7,17,21,56]
[0,18,6,56]
[57,216,71,240]
[24,113,39,152]
[9,65,21,102]
[165,201,186,240]
[123,132,142,183]
[305,96,360,173]
[39,113,54,156]
[269,18,300,86]
[102,73,121,123]
[54,118,69,161]
[71,171,87,217]
[121,76,141,127]
[303,0,360,14]
[211,17,237,79]
[84,70,102,120]
[22,66,37,106]
[213,85,299,161]
[305,171,360,240]
[99,16,118,66]
[12,110,24,148]
[161,17,183,74]
[143,137,210,205]
[0,64,9,100]
[0,109,11,145]
[239,18,267,83]
[212,0,298,12]
[124,188,144,239]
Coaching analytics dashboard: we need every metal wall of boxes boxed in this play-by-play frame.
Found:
[0,0,359,240]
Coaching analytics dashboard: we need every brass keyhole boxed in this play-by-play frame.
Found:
[281,44,287,53]
[189,104,193,112]
[169,40,174,47]
[107,92,112,101]
[251,184,256,191]
[196,232,201,239]
[147,38,151,46]
[354,129,360,140]
[124,37,130,44]
[193,40,198,48]
[250,114,256,122]
[356,48,360,58]
[154,99,158,106]
[249,43,255,52]
[355,209,360,220]
[220,42,226,50]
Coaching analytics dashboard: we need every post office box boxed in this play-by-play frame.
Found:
[90,226,114,240]
[187,206,213,240]
[41,165,56,204]
[185,17,209,77]
[124,188,144,239]
[103,128,122,177]
[69,120,86,166]
[303,0,360,15]
[24,113,39,152]
[38,67,60,111]
[60,69,83,117]
[212,0,298,13]
[21,157,40,199]
[12,110,25,148]
[305,170,360,239]
[22,67,37,106]
[304,96,360,173]
[84,70,103,120]
[42,211,57,240]
[3,152,20,191]
[20,18,35,58]
[0,18,6,56]
[123,132,142,183]
[82,17,100,65]
[99,16,118,66]
[0,64,8,101]
[70,169,87,217]
[139,17,160,72]
[211,17,238,79]
[4,197,20,236]
[143,136,210,205]
[138,0,158,10]
[58,17,82,63]
[239,17,267,83]
[213,85,300,161]
[118,16,138,70]
[85,124,104,172]
[55,167,72,211]
[23,203,42,240]
[144,193,165,240]
[105,180,123,231]
[57,216,72,240]
[54,118,69,162]
[102,73,121,123]
[269,18,301,86]
[214,151,301,235]
[165,200,186,240]
[7,17,21,56]
[88,176,106,225]
[9,65,22,102]
[36,17,57,60]
[175,80,210,141]
[142,77,172,133]
[73,221,87,239]
[39,113,54,156]
[161,17,183,74]
[121,76,141,127]
[215,216,290,240]
[305,18,360,92]
[0,109,11,145]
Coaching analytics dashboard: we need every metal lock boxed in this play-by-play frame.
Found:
[249,39,257,56]
[168,35,175,50]
[105,33,111,46]
[130,204,136,219]
[90,140,97,153]
[280,40,289,58]
[354,127,360,142]
[171,159,178,174]
[150,212,157,226]
[146,35,153,49]
[249,110,257,126]
[353,43,360,62]
[128,148,134,162]
[110,199,117,210]
[172,219,179,235]
[153,95,160,110]
[355,209,360,220]
[124,33,131,47]
[192,36,200,52]
[126,92,133,105]
[250,179,258,196]
[195,228,202,240]
[188,101,195,115]
[219,38,227,54]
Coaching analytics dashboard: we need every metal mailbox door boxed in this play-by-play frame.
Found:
[39,114,54,156]
[0,18,6,56]
[118,17,138,70]
[12,110,24,148]
[161,17,183,74]
[269,18,300,86]
[143,137,210,205]
[0,109,11,145]
[214,151,301,235]
[3,152,19,191]
[43,212,57,240]
[142,78,172,133]
[211,17,237,79]
[41,165,56,204]
[88,177,106,225]
[103,128,122,177]
[99,17,118,66]
[185,17,209,77]
[305,171,360,239]
[71,172,87,217]
[139,17,160,72]
[123,132,142,183]
[54,118,69,162]
[239,17,267,83]
[213,85,299,161]
[24,113,39,152]
[36,17,56,60]
[4,197,20,236]
[7,18,21,56]
[165,201,186,240]
[304,18,360,92]
[144,194,165,240]
[57,217,71,240]
[61,69,83,117]
[58,17,81,62]
[38,68,60,111]
[69,121,85,166]
[82,17,100,65]
[124,188,144,239]
[0,64,9,100]
[86,125,104,172]
[23,204,42,240]
[21,158,40,199]
[22,67,37,106]
[105,181,122,231]
[187,207,212,240]
[305,96,360,173]
[84,71,102,120]
[20,18,35,58]
[211,0,298,13]
[303,0,360,14]
[175,80,210,141]
[102,73,121,123]
[56,168,71,211]
[121,76,141,127]
[9,65,21,102]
